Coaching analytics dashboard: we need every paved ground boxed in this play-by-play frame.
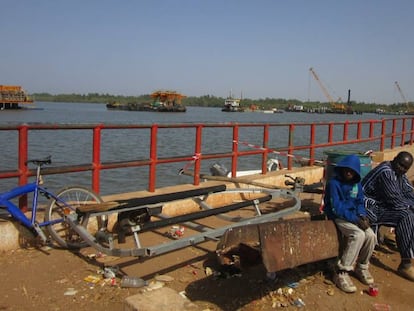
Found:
[0,190,413,310]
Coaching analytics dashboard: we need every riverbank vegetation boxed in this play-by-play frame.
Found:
[31,92,410,114]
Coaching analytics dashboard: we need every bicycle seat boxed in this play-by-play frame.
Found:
[25,156,52,166]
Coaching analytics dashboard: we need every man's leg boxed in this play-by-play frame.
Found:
[375,208,414,281]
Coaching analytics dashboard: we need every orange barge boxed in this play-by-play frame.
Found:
[0,85,33,110]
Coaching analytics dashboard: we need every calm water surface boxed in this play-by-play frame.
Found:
[0,102,390,195]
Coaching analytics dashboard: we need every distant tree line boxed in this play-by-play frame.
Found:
[31,92,411,114]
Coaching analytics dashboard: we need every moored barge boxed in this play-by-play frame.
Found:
[106,90,187,112]
[0,85,33,110]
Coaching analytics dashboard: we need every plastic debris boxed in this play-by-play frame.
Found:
[155,274,174,282]
[368,284,379,297]
[178,291,187,299]
[120,276,148,288]
[64,288,78,296]
[103,266,119,279]
[167,225,185,239]
[287,282,299,288]
[205,267,213,276]
[146,280,164,291]
[326,287,335,296]
[293,298,305,307]
[372,303,392,311]
[84,275,101,284]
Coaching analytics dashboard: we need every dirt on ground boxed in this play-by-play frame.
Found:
[0,234,412,311]
[0,194,413,311]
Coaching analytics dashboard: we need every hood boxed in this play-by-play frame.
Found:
[334,154,361,183]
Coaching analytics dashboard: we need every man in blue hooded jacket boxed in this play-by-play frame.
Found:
[324,154,377,293]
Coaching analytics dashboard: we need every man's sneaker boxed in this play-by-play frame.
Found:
[333,271,357,293]
[354,268,374,285]
[398,265,414,282]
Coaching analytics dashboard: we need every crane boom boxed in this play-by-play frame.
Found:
[308,67,352,113]
[309,67,336,105]
[395,81,408,105]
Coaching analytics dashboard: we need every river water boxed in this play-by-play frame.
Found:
[0,102,394,195]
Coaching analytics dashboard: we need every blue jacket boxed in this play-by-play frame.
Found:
[323,154,366,223]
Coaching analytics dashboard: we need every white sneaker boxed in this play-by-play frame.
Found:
[334,271,357,293]
[355,268,374,285]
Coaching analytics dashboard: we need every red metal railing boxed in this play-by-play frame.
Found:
[1,117,414,202]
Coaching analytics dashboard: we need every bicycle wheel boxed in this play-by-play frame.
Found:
[45,186,104,249]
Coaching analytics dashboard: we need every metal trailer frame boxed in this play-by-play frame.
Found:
[64,182,303,259]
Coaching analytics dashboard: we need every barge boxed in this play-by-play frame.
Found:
[106,90,187,112]
[0,85,33,110]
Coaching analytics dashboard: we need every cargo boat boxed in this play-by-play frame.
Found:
[106,90,186,112]
[222,97,244,112]
[0,85,33,110]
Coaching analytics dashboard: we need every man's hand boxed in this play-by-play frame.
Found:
[356,216,370,231]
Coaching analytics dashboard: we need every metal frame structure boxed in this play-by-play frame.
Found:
[64,180,302,258]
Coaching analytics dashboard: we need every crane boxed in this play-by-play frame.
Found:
[394,81,412,114]
[394,81,410,110]
[395,81,407,104]
[309,67,349,113]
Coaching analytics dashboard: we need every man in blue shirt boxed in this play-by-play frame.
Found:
[362,151,414,282]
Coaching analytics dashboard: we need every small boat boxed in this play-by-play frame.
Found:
[210,158,282,177]
[106,101,129,110]
[261,108,283,114]
[222,92,244,112]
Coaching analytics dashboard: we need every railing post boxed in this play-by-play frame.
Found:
[288,124,295,169]
[309,124,316,165]
[369,120,374,139]
[193,125,203,186]
[357,121,362,140]
[231,125,239,176]
[262,124,269,173]
[149,125,158,192]
[18,125,29,210]
[328,123,333,143]
[92,125,102,194]
[400,118,407,146]
[391,119,397,148]
[343,121,349,141]
[380,119,386,151]
[411,118,414,144]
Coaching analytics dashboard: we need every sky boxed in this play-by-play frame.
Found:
[1,0,413,104]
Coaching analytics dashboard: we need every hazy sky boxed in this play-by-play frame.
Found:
[1,0,413,104]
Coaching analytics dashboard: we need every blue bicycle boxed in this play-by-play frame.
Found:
[0,156,104,249]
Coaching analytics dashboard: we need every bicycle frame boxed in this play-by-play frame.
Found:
[0,164,80,245]
[0,182,68,228]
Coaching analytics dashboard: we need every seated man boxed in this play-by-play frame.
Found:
[362,151,414,282]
